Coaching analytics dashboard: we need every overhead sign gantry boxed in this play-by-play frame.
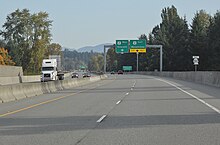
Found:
[104,40,163,73]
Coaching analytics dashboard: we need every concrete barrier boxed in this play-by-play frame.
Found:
[90,76,101,82]
[100,75,108,79]
[33,83,44,96]
[22,83,38,98]
[21,75,40,83]
[78,78,90,86]
[0,75,107,103]
[11,84,26,100]
[0,65,23,77]
[0,77,20,85]
[41,82,50,93]
[0,72,78,85]
[68,79,78,88]
[54,81,63,91]
[60,80,68,89]
[0,75,40,85]
[63,79,75,89]
[47,81,57,92]
[0,85,16,102]
[133,71,220,88]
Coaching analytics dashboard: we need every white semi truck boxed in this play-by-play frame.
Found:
[41,56,64,82]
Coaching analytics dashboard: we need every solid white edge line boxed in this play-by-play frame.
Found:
[116,100,121,105]
[155,78,220,114]
[97,115,107,123]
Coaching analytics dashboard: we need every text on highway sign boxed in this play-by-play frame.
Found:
[129,40,146,53]
[116,40,129,53]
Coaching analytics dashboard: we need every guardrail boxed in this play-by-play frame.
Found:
[0,75,107,103]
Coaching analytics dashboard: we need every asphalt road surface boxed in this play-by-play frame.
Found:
[0,74,220,145]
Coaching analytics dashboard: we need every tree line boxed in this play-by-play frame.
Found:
[62,49,100,71]
[1,6,220,73]
[105,6,220,71]
[0,9,106,73]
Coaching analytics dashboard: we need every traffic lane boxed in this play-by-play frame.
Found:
[150,75,220,113]
[113,76,218,115]
[0,82,110,145]
[0,78,109,115]
[4,75,132,118]
[0,75,135,145]
[76,75,220,145]
[0,75,115,116]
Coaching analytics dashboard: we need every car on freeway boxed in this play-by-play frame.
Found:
[96,71,104,75]
[72,72,79,78]
[117,70,123,74]
[82,73,91,78]
[110,71,115,74]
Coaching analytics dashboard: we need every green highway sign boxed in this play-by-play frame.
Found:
[116,40,129,53]
[80,65,86,69]
[123,66,132,71]
[130,40,146,53]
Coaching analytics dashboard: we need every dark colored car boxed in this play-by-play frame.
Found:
[83,73,91,78]
[72,72,79,78]
[118,70,123,74]
[96,71,104,75]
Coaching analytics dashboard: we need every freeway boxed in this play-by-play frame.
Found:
[0,74,220,145]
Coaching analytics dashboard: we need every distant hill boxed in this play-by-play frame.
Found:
[77,43,112,53]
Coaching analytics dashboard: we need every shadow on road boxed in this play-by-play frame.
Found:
[0,113,219,136]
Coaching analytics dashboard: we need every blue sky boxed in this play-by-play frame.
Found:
[0,0,220,49]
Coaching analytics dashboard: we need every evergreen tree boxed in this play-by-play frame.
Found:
[151,6,191,71]
[190,10,211,70]
[208,11,220,70]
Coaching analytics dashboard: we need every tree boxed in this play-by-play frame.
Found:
[0,9,32,69]
[138,34,153,71]
[0,9,52,74]
[28,12,52,73]
[209,11,220,70]
[62,49,99,71]
[88,55,99,71]
[0,39,6,48]
[151,6,191,71]
[45,43,62,56]
[96,54,104,71]
[106,47,117,71]
[190,10,211,70]
[0,47,15,65]
[88,54,104,71]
